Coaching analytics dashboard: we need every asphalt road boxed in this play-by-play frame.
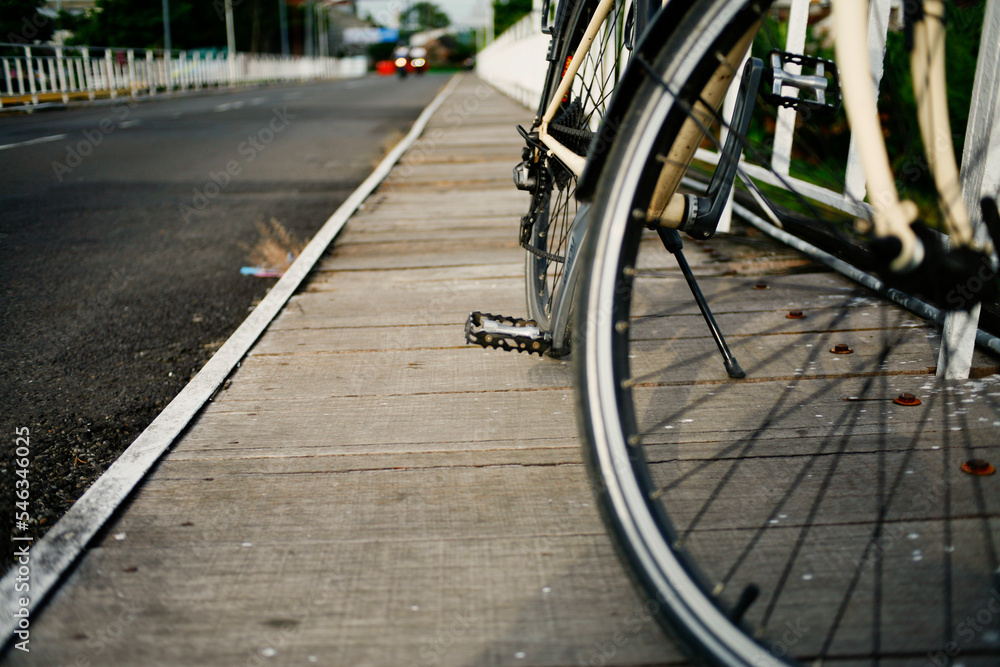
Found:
[0,73,450,562]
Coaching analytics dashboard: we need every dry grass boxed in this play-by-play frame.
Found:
[242,219,305,273]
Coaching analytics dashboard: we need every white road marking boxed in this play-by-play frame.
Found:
[214,100,246,112]
[120,120,142,128]
[0,134,68,151]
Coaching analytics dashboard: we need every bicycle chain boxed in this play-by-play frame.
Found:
[465,312,551,356]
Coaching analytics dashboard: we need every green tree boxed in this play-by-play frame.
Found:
[493,0,530,38]
[401,2,450,32]
[1,0,54,44]
[65,0,294,53]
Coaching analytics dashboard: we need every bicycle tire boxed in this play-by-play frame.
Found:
[575,0,1000,664]
[523,0,626,355]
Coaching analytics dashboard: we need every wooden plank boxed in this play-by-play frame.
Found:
[183,385,577,451]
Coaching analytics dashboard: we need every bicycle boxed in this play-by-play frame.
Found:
[573,0,1000,664]
[467,0,747,375]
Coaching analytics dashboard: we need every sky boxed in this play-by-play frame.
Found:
[353,0,492,29]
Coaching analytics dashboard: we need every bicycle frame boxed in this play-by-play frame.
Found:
[538,0,619,177]
[538,0,664,177]
[538,0,661,353]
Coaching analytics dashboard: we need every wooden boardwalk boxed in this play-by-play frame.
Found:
[9,74,1000,666]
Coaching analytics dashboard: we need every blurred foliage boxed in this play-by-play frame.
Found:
[493,0,531,38]
[62,0,305,53]
[401,2,450,32]
[881,1,983,208]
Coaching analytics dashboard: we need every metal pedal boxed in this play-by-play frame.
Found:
[465,312,551,355]
[762,50,841,114]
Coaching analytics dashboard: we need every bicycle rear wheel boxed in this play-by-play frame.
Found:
[523,0,626,352]
[575,0,1000,664]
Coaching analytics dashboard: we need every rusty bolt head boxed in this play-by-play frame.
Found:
[893,393,921,406]
[961,459,995,476]
[786,310,806,319]
[754,281,769,290]
[831,343,854,354]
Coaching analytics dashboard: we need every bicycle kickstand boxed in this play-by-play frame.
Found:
[656,227,746,379]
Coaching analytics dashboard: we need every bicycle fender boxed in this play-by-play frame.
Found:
[576,0,701,202]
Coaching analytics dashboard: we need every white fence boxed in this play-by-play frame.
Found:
[0,44,367,108]
[475,10,548,110]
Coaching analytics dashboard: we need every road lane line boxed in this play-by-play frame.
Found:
[214,100,246,112]
[0,134,68,151]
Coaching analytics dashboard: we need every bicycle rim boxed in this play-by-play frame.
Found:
[576,0,1000,664]
[525,0,625,338]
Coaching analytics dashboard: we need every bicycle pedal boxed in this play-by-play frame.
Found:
[465,312,551,355]
[762,50,841,114]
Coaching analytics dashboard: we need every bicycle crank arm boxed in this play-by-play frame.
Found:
[676,57,764,240]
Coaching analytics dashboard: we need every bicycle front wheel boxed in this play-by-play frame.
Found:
[576,0,1000,664]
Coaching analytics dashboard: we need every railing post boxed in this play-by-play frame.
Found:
[82,47,95,100]
[843,0,894,202]
[938,0,1000,379]
[2,57,12,98]
[769,0,809,177]
[146,50,156,96]
[25,46,38,105]
[56,46,69,103]
[105,49,116,98]
[14,59,25,96]
[127,49,138,98]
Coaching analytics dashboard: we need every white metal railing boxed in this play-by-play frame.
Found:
[0,44,367,108]
[476,10,549,108]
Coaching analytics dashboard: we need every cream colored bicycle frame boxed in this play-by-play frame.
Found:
[537,0,621,177]
[834,0,975,271]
